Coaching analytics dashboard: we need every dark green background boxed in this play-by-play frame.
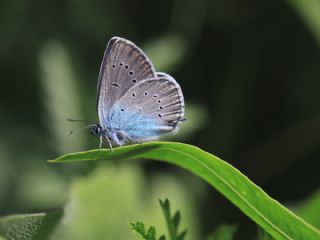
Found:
[0,0,319,239]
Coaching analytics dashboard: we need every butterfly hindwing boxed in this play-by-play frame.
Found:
[106,76,184,143]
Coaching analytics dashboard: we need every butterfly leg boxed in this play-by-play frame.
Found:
[99,135,103,149]
[104,136,113,151]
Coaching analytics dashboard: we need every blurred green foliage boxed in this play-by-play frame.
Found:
[131,199,187,240]
[0,0,320,239]
[50,163,199,239]
[206,224,237,240]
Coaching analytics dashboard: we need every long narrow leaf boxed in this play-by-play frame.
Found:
[49,142,320,240]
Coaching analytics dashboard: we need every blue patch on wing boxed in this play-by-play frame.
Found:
[106,105,161,139]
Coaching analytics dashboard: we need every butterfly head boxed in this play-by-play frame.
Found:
[89,124,103,137]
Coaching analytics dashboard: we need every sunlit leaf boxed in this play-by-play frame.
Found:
[50,141,320,240]
[296,189,320,228]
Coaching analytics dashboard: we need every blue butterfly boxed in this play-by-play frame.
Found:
[89,37,185,148]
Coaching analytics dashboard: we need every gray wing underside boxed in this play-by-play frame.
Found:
[97,37,156,125]
[115,76,185,132]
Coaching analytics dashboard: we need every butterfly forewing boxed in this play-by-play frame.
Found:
[97,37,156,127]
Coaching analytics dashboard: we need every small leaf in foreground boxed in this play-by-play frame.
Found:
[0,210,63,240]
[160,199,187,240]
[131,199,186,240]
[130,221,157,240]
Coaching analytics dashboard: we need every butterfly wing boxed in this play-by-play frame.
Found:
[97,37,156,128]
[107,75,184,143]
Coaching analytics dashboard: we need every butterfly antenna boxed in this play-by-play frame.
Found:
[67,118,92,124]
[68,124,96,135]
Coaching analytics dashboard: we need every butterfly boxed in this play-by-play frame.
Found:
[89,37,185,148]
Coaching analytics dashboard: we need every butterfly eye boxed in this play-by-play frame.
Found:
[158,114,162,118]
[153,95,158,98]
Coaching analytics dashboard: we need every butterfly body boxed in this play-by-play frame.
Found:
[92,37,185,148]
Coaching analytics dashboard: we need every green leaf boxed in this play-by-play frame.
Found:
[131,222,146,235]
[296,189,320,229]
[258,228,276,240]
[147,226,156,239]
[178,230,187,240]
[172,212,181,230]
[131,198,186,240]
[159,199,174,239]
[49,141,320,240]
[0,211,63,240]
[131,221,156,240]
[207,224,237,240]
[287,0,320,45]
[159,199,187,240]
[52,164,159,239]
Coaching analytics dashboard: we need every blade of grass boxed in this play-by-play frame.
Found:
[49,141,320,240]
[296,189,320,228]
